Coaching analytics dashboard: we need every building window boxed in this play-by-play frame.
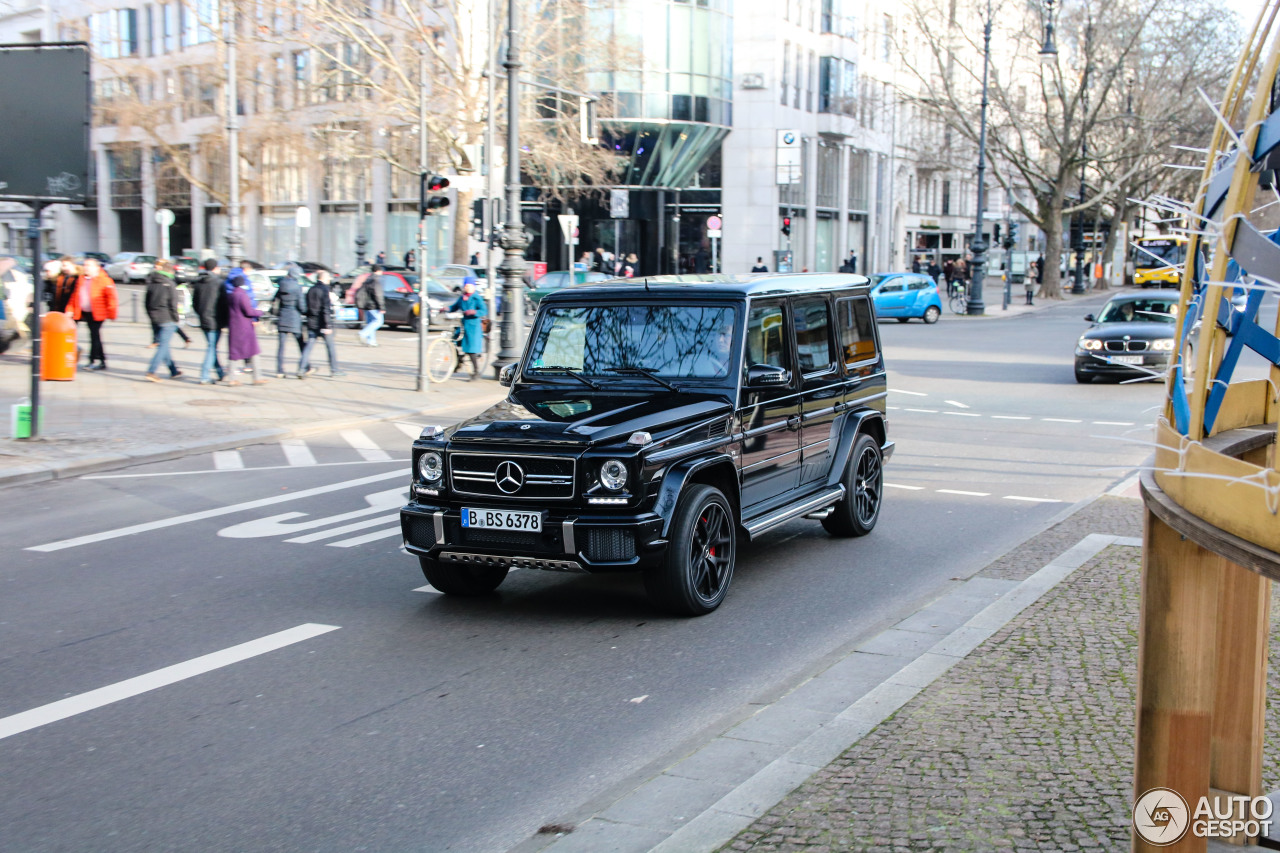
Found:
[821,0,833,32]
[293,50,310,105]
[882,15,893,62]
[848,149,868,212]
[806,50,815,112]
[942,180,952,215]
[107,145,142,209]
[818,56,836,113]
[782,40,789,106]
[816,142,839,208]
[154,147,191,208]
[793,43,801,108]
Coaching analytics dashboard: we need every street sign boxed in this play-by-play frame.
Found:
[610,189,630,219]
[706,215,722,231]
[156,208,175,227]
[707,229,722,238]
[557,214,579,242]
[777,129,801,185]
[295,205,311,229]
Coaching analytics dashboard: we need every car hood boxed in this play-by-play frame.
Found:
[1082,321,1175,340]
[447,388,734,446]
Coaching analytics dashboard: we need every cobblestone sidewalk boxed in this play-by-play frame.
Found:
[722,497,1149,853]
[0,319,504,483]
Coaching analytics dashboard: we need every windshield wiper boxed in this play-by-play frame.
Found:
[608,367,680,392]
[530,367,601,389]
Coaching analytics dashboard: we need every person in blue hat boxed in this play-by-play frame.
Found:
[448,276,488,380]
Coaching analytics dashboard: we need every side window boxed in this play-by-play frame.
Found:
[836,296,878,366]
[379,274,399,292]
[880,282,903,293]
[793,298,834,374]
[745,301,787,374]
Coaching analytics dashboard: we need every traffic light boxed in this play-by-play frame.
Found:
[1004,221,1019,250]
[781,216,791,237]
[420,173,451,217]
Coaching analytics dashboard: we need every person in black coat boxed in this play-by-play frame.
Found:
[299,271,344,377]
[143,261,183,380]
[192,259,227,384]
[272,269,306,378]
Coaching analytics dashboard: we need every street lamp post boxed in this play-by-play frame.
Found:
[1071,19,1092,295]
[224,1,243,266]
[354,171,368,267]
[967,0,993,315]
[494,0,528,377]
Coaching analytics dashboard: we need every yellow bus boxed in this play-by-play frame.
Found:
[1130,236,1187,288]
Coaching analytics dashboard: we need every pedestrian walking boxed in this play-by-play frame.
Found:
[143,259,183,381]
[375,250,386,266]
[927,258,942,292]
[1031,254,1044,305]
[448,278,487,381]
[623,253,639,278]
[192,258,227,384]
[943,259,954,291]
[67,257,118,371]
[751,257,769,272]
[911,255,922,274]
[356,266,386,347]
[299,270,344,377]
[50,257,79,314]
[403,248,415,269]
[272,267,306,378]
[592,246,606,272]
[225,267,265,385]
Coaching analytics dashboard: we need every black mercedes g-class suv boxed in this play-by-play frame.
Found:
[400,273,892,615]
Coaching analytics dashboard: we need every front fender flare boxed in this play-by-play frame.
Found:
[652,454,739,539]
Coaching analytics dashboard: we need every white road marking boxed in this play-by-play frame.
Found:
[394,422,425,439]
[1002,496,1063,503]
[212,451,244,470]
[904,408,938,414]
[0,624,340,742]
[341,430,392,462]
[1092,421,1135,426]
[991,415,1031,420]
[29,470,406,552]
[942,412,981,417]
[219,487,405,539]
[81,457,407,479]
[891,389,928,396]
[280,439,317,467]
[286,514,400,543]
[885,483,924,490]
[936,489,991,497]
[943,400,970,409]
[327,527,403,548]
[1042,418,1082,423]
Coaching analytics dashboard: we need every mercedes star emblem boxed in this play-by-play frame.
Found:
[496,460,526,494]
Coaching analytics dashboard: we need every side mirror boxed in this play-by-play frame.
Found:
[746,364,791,388]
[1084,314,1095,322]
[499,363,517,387]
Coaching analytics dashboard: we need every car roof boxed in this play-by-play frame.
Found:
[540,273,871,303]
[1107,292,1178,303]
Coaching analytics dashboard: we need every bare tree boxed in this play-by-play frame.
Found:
[903,0,1237,297]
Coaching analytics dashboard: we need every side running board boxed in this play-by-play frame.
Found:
[744,486,845,539]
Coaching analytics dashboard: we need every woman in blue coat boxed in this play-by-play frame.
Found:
[448,278,487,380]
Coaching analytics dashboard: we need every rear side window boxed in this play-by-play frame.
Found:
[835,296,877,366]
[793,299,834,374]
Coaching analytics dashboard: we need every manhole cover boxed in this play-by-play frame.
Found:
[186,399,245,407]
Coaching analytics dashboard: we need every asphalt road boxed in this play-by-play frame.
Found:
[0,290,1228,852]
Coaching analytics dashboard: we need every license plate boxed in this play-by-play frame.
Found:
[1111,354,1144,365]
[335,306,359,323]
[461,508,543,532]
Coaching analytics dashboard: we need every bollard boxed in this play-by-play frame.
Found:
[40,311,77,380]
[131,289,139,324]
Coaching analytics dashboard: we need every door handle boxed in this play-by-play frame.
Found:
[786,416,801,431]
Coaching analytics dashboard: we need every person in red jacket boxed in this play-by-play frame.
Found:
[67,257,118,371]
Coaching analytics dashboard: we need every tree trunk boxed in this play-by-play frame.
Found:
[453,189,473,267]
[1040,199,1065,299]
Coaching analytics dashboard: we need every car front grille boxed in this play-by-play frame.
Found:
[1104,339,1149,352]
[584,528,637,562]
[449,453,576,501]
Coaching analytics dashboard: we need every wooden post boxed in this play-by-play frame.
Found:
[1133,511,1220,852]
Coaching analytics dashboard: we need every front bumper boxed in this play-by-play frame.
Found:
[1074,351,1171,379]
[400,502,667,573]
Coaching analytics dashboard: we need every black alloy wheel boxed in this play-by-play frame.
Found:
[822,433,884,537]
[419,555,509,596]
[645,484,737,616]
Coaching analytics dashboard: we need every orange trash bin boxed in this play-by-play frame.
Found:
[41,311,77,381]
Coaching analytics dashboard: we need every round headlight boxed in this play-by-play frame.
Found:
[1152,338,1175,351]
[418,450,444,482]
[1078,338,1102,351]
[600,459,628,491]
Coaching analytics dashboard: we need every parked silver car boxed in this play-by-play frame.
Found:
[105,252,157,283]
[104,249,157,281]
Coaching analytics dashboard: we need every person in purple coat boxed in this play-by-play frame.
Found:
[226,273,266,385]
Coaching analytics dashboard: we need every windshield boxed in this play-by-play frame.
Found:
[1097,299,1178,324]
[1134,240,1185,269]
[526,304,738,380]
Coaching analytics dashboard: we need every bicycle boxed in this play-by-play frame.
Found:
[949,284,968,315]
[425,315,489,383]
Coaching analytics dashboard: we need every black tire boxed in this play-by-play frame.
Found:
[896,317,910,323]
[923,305,941,324]
[419,555,508,596]
[822,433,884,538]
[644,484,736,616]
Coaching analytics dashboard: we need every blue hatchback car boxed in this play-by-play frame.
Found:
[869,273,943,324]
